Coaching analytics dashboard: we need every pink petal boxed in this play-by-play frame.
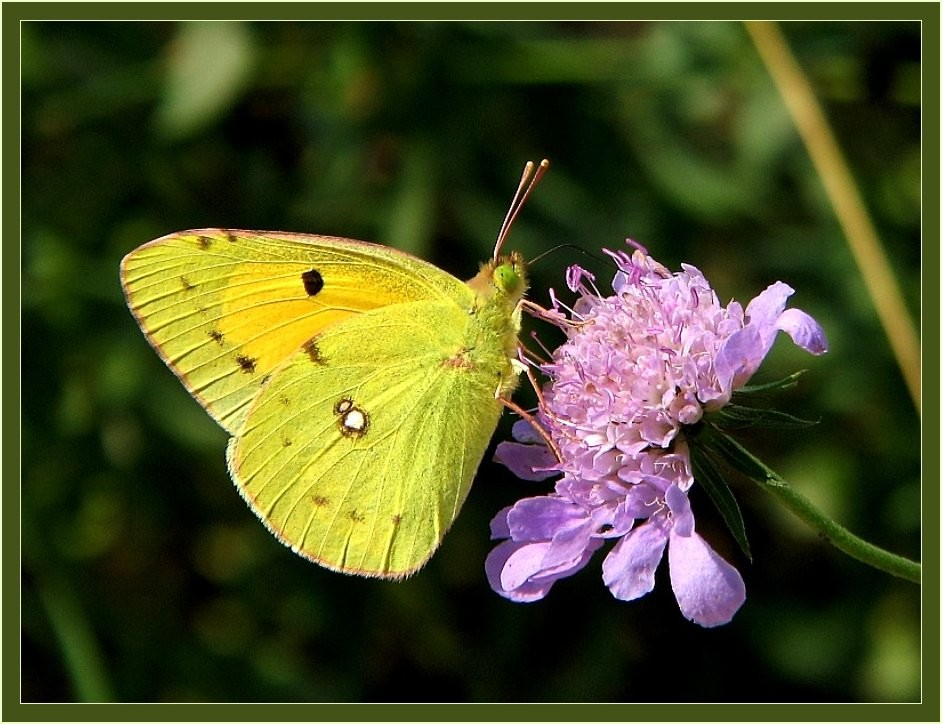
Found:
[745,281,793,327]
[507,496,589,541]
[602,521,668,602]
[665,483,694,537]
[541,519,596,569]
[485,541,553,602]
[494,442,559,481]
[489,506,512,539]
[776,308,828,355]
[715,325,763,393]
[668,531,746,627]
[511,419,544,444]
[486,537,601,603]
[501,542,554,590]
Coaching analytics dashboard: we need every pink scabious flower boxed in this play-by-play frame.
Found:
[488,244,827,627]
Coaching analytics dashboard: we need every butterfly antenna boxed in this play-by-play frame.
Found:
[528,243,608,268]
[493,158,550,261]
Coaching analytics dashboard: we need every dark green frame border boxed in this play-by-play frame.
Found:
[4,2,937,721]
[1,2,940,21]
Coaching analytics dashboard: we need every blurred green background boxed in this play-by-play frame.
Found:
[20,20,922,703]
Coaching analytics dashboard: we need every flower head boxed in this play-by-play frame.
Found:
[489,245,827,626]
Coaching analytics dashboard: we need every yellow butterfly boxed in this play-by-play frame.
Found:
[120,161,547,579]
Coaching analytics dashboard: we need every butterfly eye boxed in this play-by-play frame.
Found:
[493,263,520,295]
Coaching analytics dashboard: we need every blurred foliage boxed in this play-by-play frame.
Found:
[20,20,921,703]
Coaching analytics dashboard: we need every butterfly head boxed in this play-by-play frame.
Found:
[492,251,526,299]
[468,251,527,307]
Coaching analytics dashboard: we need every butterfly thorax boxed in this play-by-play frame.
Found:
[464,252,527,398]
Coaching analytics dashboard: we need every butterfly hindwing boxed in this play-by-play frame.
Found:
[227,296,510,578]
[120,229,467,434]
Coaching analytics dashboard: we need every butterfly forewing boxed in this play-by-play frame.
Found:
[120,229,467,434]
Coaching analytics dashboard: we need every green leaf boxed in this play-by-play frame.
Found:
[714,403,818,430]
[734,370,807,396]
[689,436,752,561]
[705,425,775,485]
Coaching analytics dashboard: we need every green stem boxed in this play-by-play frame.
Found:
[710,428,921,584]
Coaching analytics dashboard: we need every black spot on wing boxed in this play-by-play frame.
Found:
[235,355,257,374]
[208,329,224,345]
[347,509,365,524]
[197,235,213,250]
[303,339,326,365]
[302,268,324,297]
